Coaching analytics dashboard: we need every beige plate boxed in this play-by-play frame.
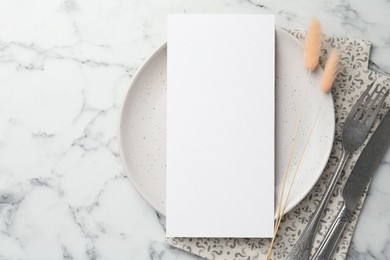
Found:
[118,29,335,217]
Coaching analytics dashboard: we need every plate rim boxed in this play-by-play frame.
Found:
[118,43,168,213]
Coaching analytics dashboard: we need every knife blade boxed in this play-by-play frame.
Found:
[312,108,390,260]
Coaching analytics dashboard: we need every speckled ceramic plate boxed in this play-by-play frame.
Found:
[118,29,335,217]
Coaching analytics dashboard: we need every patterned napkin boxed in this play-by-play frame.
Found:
[166,30,390,259]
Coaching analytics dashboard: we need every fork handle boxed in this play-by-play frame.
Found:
[286,149,350,260]
[311,204,353,260]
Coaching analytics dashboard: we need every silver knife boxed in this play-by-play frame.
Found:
[312,108,390,260]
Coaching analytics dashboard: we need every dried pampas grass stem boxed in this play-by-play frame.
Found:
[275,97,323,233]
[280,52,339,218]
[267,46,339,260]
[273,70,310,228]
[267,17,324,260]
[267,71,313,260]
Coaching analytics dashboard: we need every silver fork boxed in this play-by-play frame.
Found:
[286,83,389,260]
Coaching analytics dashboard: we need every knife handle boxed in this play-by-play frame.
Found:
[311,204,353,260]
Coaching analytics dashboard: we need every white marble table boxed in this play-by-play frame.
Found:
[0,0,389,259]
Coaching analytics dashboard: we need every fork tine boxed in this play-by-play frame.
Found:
[364,87,389,126]
[354,83,376,120]
[348,82,374,120]
[361,85,385,122]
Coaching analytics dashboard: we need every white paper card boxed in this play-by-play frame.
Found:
[167,14,275,238]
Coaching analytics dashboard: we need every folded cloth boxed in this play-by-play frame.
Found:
[166,29,390,260]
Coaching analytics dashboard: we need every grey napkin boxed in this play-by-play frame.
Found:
[166,30,390,260]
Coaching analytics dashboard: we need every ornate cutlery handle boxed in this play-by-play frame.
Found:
[311,204,352,260]
[286,150,350,260]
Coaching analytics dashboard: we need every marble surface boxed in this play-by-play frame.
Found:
[0,0,389,259]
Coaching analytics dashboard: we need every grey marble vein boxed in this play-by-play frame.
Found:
[0,0,389,259]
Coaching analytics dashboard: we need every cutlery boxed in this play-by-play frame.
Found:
[312,107,390,259]
[287,83,389,260]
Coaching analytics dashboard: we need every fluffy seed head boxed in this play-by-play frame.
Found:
[320,51,339,93]
[304,18,322,71]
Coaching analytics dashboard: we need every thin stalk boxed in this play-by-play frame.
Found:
[267,70,312,259]
[276,97,325,237]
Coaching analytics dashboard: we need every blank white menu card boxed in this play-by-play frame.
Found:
[167,14,275,238]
